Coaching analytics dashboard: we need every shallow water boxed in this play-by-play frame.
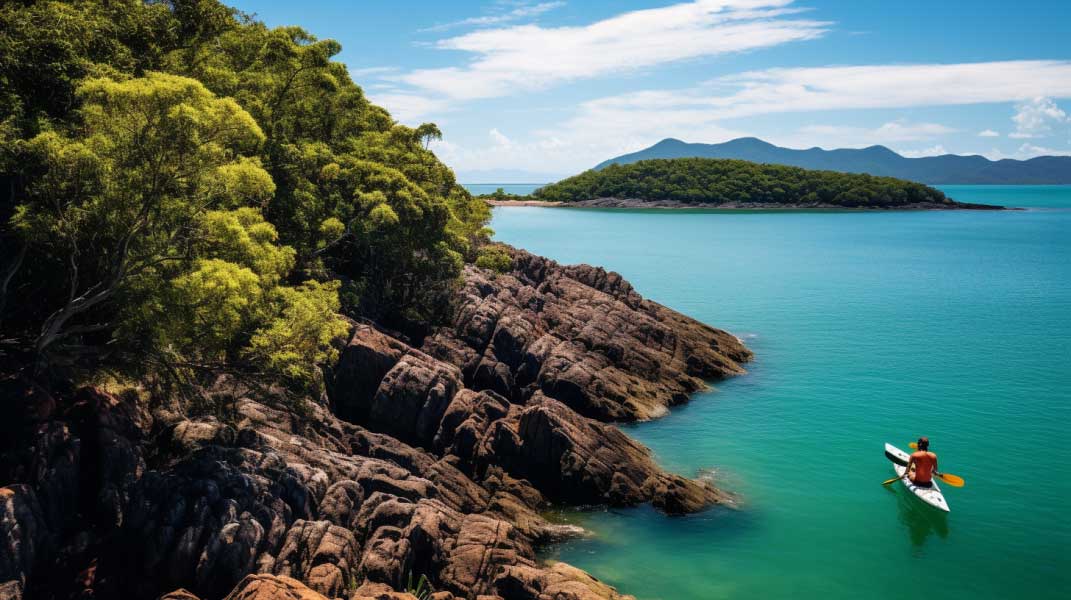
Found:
[488,186,1071,599]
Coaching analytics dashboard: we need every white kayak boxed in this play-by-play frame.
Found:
[884,443,950,512]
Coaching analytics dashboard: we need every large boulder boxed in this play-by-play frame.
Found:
[221,575,328,600]
[0,486,47,600]
[332,325,412,424]
[270,520,360,598]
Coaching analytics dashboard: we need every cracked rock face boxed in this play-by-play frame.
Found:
[424,248,751,421]
[1,249,749,600]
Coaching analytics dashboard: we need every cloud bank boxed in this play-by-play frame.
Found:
[389,0,829,107]
[431,60,1071,174]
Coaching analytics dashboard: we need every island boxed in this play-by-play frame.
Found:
[596,137,1071,185]
[482,158,1005,209]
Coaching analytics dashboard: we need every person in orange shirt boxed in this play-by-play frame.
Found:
[906,436,938,487]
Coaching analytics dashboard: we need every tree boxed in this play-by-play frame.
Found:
[167,20,489,328]
[11,73,267,366]
[415,122,442,150]
[1,0,491,386]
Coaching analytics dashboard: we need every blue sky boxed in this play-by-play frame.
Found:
[232,1,1071,181]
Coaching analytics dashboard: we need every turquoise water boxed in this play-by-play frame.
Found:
[940,185,1071,209]
[489,186,1071,599]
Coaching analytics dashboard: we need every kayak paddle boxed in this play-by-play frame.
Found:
[882,476,900,486]
[935,473,965,487]
[907,442,966,487]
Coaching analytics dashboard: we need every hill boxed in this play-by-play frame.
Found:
[534,158,1001,209]
[595,137,1071,184]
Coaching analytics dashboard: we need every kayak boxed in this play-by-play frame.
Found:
[884,443,950,512]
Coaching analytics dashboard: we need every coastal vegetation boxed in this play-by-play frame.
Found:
[0,0,491,390]
[533,158,956,207]
[479,187,533,202]
[474,243,514,273]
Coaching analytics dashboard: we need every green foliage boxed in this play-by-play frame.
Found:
[0,0,491,390]
[11,72,268,359]
[476,187,532,202]
[157,258,264,359]
[534,158,952,208]
[160,16,488,322]
[199,208,295,285]
[475,245,513,274]
[246,280,350,388]
[405,573,434,600]
[2,70,337,388]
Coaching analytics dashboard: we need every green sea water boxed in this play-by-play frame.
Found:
[487,186,1071,599]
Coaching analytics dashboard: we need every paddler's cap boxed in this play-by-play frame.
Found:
[917,436,929,449]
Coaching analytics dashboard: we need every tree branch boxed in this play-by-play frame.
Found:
[0,243,26,322]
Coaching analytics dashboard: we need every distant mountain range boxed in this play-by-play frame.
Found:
[595,138,1071,184]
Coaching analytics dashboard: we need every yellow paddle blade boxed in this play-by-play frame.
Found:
[909,442,918,449]
[938,473,965,487]
[882,476,900,485]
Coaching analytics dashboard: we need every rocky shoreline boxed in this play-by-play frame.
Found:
[1,248,751,600]
[484,198,1006,210]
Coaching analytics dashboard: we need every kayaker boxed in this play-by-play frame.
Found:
[906,437,938,487]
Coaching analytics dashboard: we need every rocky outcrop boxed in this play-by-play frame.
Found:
[490,393,727,513]
[425,249,751,421]
[0,485,46,600]
[1,251,748,600]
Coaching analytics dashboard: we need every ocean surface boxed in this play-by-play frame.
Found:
[486,185,1071,599]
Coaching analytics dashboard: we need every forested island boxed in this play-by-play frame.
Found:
[0,3,752,600]
[596,136,1071,185]
[511,158,1003,209]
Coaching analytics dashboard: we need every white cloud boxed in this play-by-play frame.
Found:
[417,59,1071,174]
[872,121,956,140]
[1015,142,1071,157]
[432,118,749,175]
[794,120,955,145]
[900,144,948,158]
[368,93,450,123]
[349,66,398,79]
[504,60,1070,167]
[978,129,1000,137]
[584,60,1071,121]
[980,144,1071,160]
[489,128,513,147]
[1009,97,1067,138]
[420,1,565,33]
[394,1,830,104]
[404,55,1071,175]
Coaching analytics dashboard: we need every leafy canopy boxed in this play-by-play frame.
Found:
[1,0,493,390]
